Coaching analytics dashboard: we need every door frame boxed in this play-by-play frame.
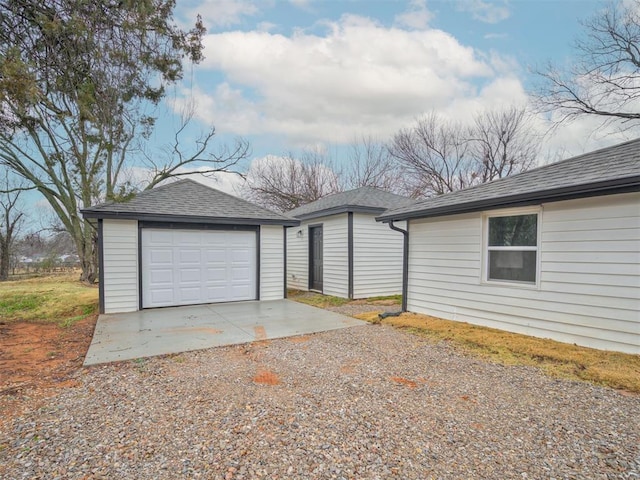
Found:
[138,222,260,309]
[308,223,323,292]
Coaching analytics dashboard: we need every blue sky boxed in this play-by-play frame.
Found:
[155,0,639,194]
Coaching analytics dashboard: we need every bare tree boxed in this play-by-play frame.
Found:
[343,135,400,192]
[389,108,538,198]
[0,169,26,280]
[534,0,640,127]
[470,106,539,182]
[244,151,341,212]
[388,112,477,198]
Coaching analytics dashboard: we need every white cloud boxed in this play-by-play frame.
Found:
[394,0,433,30]
[179,14,503,144]
[184,170,247,196]
[457,0,510,24]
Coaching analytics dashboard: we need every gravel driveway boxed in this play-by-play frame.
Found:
[1,324,638,479]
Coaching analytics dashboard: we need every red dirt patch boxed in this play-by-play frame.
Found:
[0,316,96,427]
[253,368,281,385]
[253,325,267,341]
[288,335,311,343]
[390,376,418,388]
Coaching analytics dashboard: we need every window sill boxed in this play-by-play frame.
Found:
[481,279,539,290]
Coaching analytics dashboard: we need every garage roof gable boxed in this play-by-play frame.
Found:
[81,179,299,226]
[286,186,414,220]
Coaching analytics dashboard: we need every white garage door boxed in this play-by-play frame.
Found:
[141,228,257,308]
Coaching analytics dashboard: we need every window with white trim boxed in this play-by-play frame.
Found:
[486,212,538,284]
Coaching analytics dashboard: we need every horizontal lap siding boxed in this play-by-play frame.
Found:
[102,219,138,313]
[260,226,285,301]
[322,214,349,298]
[352,214,404,298]
[286,225,308,291]
[407,192,640,354]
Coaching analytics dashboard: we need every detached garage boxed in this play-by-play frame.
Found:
[82,179,299,314]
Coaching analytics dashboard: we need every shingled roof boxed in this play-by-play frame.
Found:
[377,137,640,222]
[81,179,299,226]
[286,187,414,220]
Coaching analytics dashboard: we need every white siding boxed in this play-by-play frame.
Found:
[260,226,285,300]
[320,214,349,297]
[286,214,349,297]
[102,219,138,313]
[352,214,404,298]
[407,192,640,354]
[286,226,308,291]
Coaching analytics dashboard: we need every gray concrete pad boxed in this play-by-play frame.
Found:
[84,300,366,365]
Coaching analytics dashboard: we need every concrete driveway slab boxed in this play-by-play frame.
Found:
[84,300,366,365]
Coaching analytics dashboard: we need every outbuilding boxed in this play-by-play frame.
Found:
[82,179,299,314]
[377,138,640,354]
[286,187,414,299]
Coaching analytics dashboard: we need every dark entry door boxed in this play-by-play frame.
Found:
[309,226,323,291]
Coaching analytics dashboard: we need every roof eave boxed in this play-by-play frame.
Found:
[80,210,300,226]
[293,205,387,221]
[376,176,640,223]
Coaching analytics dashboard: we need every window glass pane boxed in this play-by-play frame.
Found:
[488,250,537,283]
[489,214,537,247]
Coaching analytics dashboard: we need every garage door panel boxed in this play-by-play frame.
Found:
[142,228,257,308]
[178,268,202,283]
[230,248,251,262]
[203,248,226,263]
[176,231,202,245]
[149,249,173,264]
[178,286,203,302]
[204,267,227,282]
[148,268,173,284]
[147,230,174,245]
[149,288,174,304]
[231,266,251,281]
[203,285,227,302]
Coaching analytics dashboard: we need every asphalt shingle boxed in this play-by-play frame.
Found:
[286,186,414,220]
[378,137,640,222]
[81,179,298,225]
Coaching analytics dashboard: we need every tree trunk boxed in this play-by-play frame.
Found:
[0,240,9,280]
[76,221,99,284]
[79,253,98,284]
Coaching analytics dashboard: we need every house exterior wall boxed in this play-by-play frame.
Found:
[407,192,640,354]
[102,219,139,313]
[286,214,349,297]
[260,225,285,300]
[286,225,308,291]
[321,213,349,297]
[352,214,405,298]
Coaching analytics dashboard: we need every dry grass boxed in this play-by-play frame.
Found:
[356,311,640,393]
[0,274,99,326]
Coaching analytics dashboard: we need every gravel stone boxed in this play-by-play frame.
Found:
[1,324,638,479]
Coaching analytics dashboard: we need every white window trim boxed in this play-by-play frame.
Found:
[481,206,542,289]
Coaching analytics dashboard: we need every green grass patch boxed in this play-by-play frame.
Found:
[0,274,99,326]
[0,293,45,316]
[287,290,350,308]
[355,311,640,393]
[361,294,402,303]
